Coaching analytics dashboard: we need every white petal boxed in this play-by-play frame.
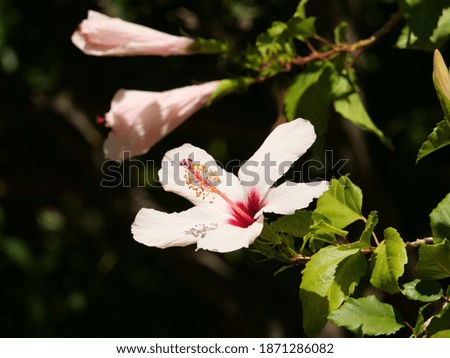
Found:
[159,143,245,208]
[238,118,316,197]
[72,10,194,57]
[132,205,226,249]
[259,181,329,216]
[196,216,264,253]
[103,81,220,161]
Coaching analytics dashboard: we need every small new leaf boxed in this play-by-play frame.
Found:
[315,175,363,229]
[300,246,367,337]
[328,295,404,337]
[416,239,450,280]
[430,193,450,243]
[359,211,378,248]
[370,228,408,294]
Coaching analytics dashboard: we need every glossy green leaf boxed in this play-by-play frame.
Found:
[428,304,450,337]
[416,120,450,162]
[333,71,392,148]
[370,228,407,294]
[271,210,312,237]
[397,0,450,50]
[328,295,404,336]
[284,62,335,136]
[299,246,367,337]
[430,193,450,243]
[315,175,363,229]
[402,279,443,302]
[416,239,450,280]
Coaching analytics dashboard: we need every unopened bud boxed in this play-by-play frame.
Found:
[433,49,450,100]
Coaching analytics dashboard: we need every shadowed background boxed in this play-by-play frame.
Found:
[0,0,449,337]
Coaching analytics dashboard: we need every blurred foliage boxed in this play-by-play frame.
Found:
[0,0,450,337]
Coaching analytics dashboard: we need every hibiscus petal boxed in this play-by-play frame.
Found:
[196,217,264,253]
[132,205,226,249]
[238,118,316,197]
[159,143,245,208]
[72,10,194,56]
[259,181,329,216]
[103,81,220,161]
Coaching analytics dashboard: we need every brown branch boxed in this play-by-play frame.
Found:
[405,237,434,249]
[291,10,403,67]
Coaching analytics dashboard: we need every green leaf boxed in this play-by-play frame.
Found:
[359,211,378,248]
[412,303,432,337]
[416,239,450,279]
[397,0,450,50]
[271,210,312,237]
[299,246,367,336]
[315,175,363,229]
[402,279,443,302]
[294,0,309,19]
[428,304,450,337]
[286,17,316,41]
[333,71,393,148]
[284,62,335,137]
[370,228,407,294]
[334,21,348,45]
[260,221,283,245]
[416,120,450,162]
[430,193,450,244]
[328,295,404,337]
[309,219,348,239]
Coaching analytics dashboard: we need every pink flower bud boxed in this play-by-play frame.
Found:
[103,81,220,161]
[72,10,195,56]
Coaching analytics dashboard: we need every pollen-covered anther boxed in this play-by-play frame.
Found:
[181,159,221,201]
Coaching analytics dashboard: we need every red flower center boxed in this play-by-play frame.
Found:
[228,188,263,228]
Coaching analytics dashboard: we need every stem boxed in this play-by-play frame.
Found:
[291,10,403,67]
[405,237,434,249]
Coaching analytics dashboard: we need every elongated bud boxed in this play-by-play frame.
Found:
[433,49,450,100]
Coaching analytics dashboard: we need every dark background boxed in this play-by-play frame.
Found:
[0,0,448,337]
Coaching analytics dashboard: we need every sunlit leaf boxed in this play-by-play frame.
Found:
[315,175,363,229]
[329,295,404,336]
[370,228,407,294]
[299,246,367,336]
